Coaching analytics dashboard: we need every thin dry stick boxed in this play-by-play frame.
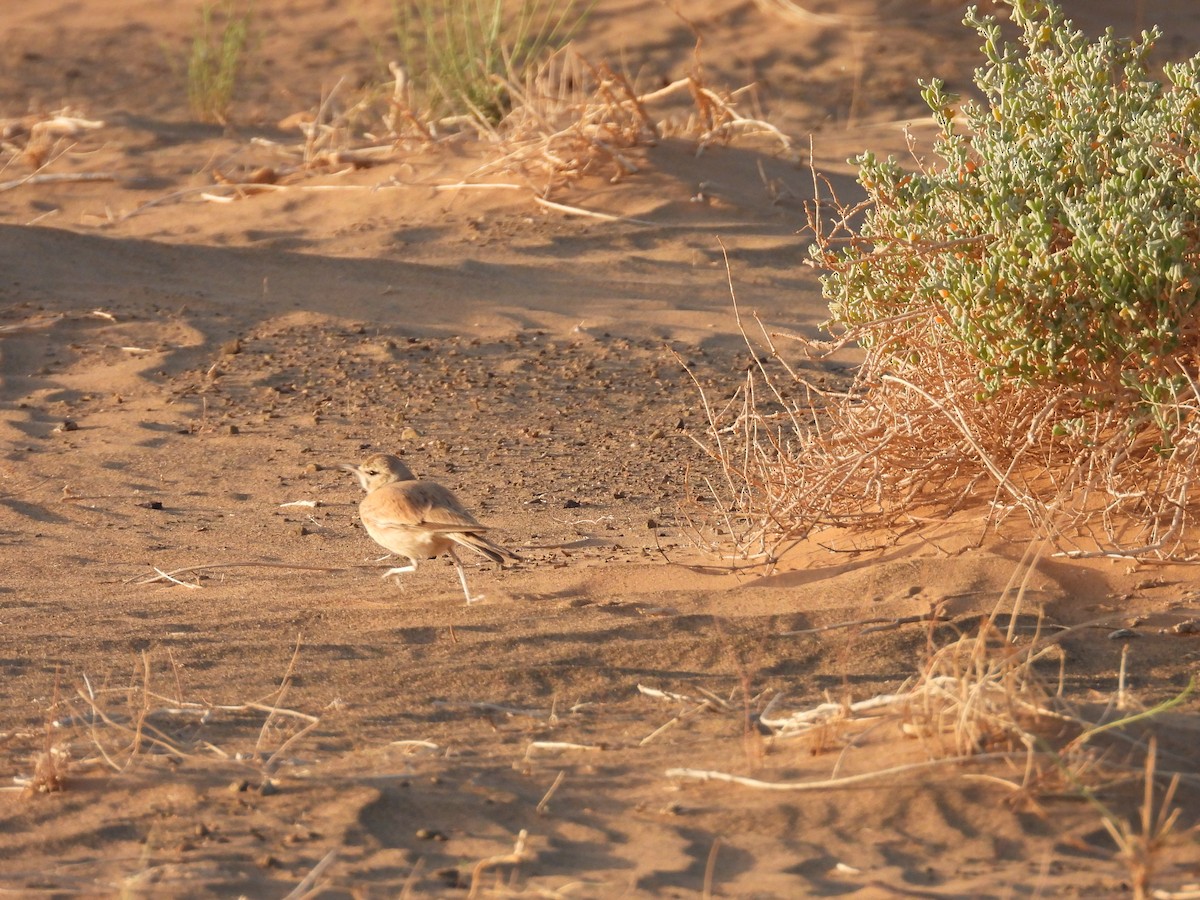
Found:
[640,700,713,746]
[256,635,319,775]
[130,561,345,585]
[524,741,604,759]
[668,751,1024,791]
[532,195,657,224]
[536,770,566,814]
[702,838,722,900]
[282,849,338,900]
[150,567,202,590]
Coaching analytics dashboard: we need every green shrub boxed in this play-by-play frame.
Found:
[697,0,1200,560]
[815,0,1200,437]
[187,2,252,124]
[391,0,593,125]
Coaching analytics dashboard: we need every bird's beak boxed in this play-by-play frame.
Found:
[338,462,368,490]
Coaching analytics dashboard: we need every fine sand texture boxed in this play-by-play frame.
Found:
[1,1,1199,896]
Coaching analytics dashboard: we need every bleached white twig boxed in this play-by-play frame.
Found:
[668,752,1022,791]
[390,739,441,754]
[152,567,202,590]
[524,741,604,759]
[637,683,700,705]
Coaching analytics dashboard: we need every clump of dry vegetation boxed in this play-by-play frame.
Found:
[693,0,1200,562]
[198,0,792,209]
[10,649,318,796]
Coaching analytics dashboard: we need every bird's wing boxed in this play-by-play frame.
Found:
[368,481,489,532]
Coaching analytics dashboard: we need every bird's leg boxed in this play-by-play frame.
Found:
[447,547,483,604]
[381,561,417,582]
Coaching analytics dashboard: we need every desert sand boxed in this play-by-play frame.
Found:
[1,1,1198,896]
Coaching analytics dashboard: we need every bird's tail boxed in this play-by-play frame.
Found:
[450,532,520,566]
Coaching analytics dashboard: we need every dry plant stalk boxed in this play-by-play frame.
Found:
[467,828,532,900]
[1096,737,1183,900]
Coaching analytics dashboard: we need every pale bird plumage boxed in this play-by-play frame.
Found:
[341,453,516,604]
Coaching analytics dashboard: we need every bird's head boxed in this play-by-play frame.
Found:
[340,453,416,492]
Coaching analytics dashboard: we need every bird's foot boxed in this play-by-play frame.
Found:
[381,564,416,583]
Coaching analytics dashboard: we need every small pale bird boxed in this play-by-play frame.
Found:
[340,453,516,604]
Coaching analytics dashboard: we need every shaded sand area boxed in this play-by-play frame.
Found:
[1,1,1199,896]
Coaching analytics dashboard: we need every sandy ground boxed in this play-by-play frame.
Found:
[1,1,1199,896]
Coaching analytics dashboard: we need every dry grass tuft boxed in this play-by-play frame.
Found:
[478,50,792,195]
